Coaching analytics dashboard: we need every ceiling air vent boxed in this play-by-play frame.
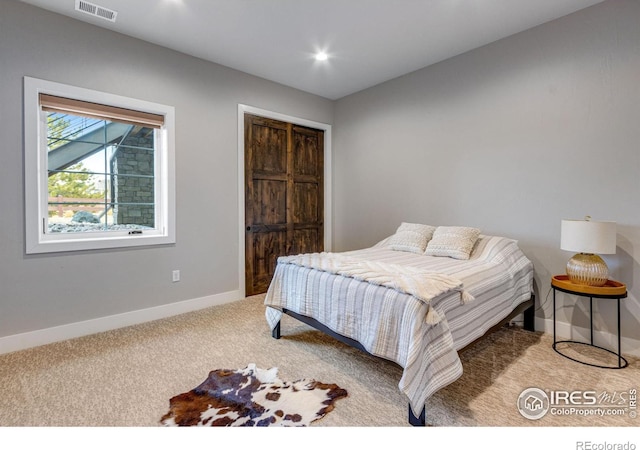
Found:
[75,0,118,23]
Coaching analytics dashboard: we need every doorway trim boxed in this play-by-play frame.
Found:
[238,104,332,297]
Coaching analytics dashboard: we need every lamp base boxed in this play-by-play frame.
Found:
[566,253,609,286]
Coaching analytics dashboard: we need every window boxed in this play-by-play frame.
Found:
[24,77,175,254]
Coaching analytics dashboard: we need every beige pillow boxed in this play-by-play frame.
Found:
[425,226,481,260]
[387,222,436,254]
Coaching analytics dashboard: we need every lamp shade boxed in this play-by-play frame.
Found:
[560,219,616,255]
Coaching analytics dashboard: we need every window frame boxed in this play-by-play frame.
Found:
[24,76,176,254]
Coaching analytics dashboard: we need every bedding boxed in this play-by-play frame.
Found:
[264,234,534,419]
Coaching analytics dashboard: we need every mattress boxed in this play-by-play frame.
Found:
[264,235,534,416]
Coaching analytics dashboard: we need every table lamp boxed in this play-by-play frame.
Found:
[560,216,616,286]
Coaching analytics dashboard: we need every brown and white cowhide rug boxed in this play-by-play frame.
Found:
[161,364,348,426]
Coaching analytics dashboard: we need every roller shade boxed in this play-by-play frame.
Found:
[39,93,164,129]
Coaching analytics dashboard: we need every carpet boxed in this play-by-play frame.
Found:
[160,363,348,426]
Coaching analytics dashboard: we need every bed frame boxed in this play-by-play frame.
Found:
[271,295,535,426]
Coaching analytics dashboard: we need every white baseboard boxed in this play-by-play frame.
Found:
[534,316,640,358]
[3,296,638,360]
[0,290,242,356]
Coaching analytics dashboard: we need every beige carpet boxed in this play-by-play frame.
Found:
[0,294,638,428]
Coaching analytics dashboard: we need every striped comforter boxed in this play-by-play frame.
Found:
[264,235,534,416]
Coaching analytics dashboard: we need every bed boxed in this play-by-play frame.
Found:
[263,224,535,426]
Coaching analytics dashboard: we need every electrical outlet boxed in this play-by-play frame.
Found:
[172,270,180,282]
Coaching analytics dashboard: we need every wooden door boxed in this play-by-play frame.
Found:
[244,114,324,295]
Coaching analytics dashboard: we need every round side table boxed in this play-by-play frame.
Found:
[551,275,628,369]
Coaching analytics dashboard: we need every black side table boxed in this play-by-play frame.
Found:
[551,275,628,369]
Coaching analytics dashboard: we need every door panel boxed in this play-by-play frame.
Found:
[292,228,320,255]
[293,128,321,177]
[250,231,288,295]
[252,124,287,174]
[293,182,319,224]
[245,114,324,295]
[252,179,287,225]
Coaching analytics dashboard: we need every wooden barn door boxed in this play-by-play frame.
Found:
[244,114,324,295]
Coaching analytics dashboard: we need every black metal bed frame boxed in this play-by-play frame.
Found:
[271,295,536,426]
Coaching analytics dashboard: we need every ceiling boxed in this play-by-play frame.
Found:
[19,0,606,100]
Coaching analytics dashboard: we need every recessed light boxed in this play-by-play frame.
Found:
[315,52,328,61]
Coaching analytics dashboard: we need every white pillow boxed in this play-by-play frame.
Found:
[387,222,436,254]
[425,226,481,260]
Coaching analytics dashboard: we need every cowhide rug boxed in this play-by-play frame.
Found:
[160,364,348,426]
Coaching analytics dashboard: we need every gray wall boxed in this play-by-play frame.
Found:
[334,0,640,345]
[0,1,333,338]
